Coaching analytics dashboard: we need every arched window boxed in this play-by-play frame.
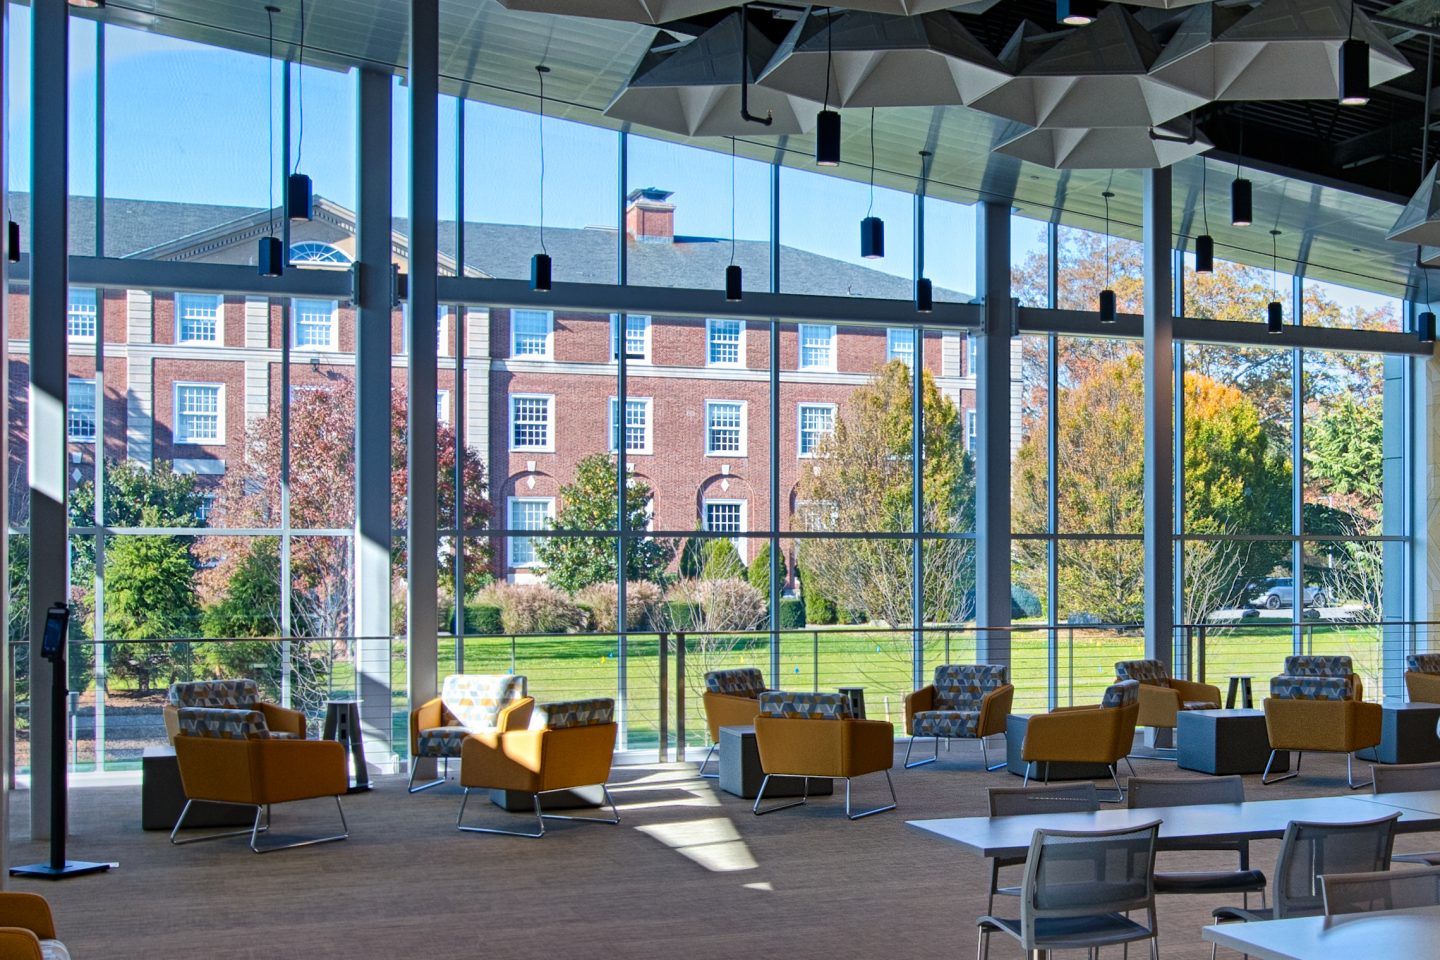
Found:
[289,241,352,265]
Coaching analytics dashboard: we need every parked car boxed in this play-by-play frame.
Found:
[1249,577,1326,609]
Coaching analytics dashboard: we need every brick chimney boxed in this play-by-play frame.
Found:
[625,187,675,243]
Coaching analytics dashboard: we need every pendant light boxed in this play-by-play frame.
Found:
[531,65,552,293]
[860,108,884,259]
[1338,1,1369,106]
[1267,229,1283,333]
[915,150,932,313]
[726,137,743,301]
[7,219,18,263]
[1056,0,1097,26]
[259,6,284,278]
[815,9,840,167]
[1420,252,1437,343]
[1099,190,1116,323]
[287,0,313,221]
[1195,160,1214,272]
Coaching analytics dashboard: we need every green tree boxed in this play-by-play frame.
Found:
[701,538,745,581]
[747,541,788,604]
[534,453,675,592]
[1304,393,1383,531]
[101,505,203,692]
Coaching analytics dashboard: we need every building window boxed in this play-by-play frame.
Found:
[289,241,352,265]
[291,298,338,350]
[510,394,555,451]
[401,304,452,356]
[175,383,224,444]
[705,400,746,455]
[508,497,553,567]
[703,500,746,561]
[68,378,96,442]
[176,292,223,344]
[707,318,744,367]
[68,287,97,340]
[196,493,216,523]
[611,314,651,362]
[964,333,977,378]
[609,397,653,454]
[511,309,553,359]
[887,328,915,367]
[798,324,836,371]
[966,409,978,454]
[437,390,451,425]
[797,403,836,457]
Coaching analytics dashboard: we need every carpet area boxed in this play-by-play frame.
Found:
[6,745,1433,960]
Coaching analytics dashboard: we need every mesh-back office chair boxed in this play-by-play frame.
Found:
[1128,775,1267,907]
[985,782,1100,912]
[1322,865,1440,915]
[1373,761,1440,865]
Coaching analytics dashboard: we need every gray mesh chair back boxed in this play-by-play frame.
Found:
[1017,822,1160,952]
[1273,814,1400,919]
[1127,775,1264,903]
[989,781,1100,817]
[1127,775,1244,808]
[1322,866,1440,916]
[1373,761,1440,795]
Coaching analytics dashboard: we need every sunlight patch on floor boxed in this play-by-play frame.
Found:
[634,816,760,872]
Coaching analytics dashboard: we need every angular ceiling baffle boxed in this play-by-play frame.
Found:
[1391,164,1440,245]
[966,6,1206,129]
[1148,0,1411,102]
[756,8,1009,108]
[991,119,1213,169]
[604,8,821,137]
[494,0,736,26]
[830,0,1005,17]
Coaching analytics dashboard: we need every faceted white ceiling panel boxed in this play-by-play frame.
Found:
[756,9,1008,108]
[992,120,1212,169]
[494,0,734,26]
[1388,163,1440,245]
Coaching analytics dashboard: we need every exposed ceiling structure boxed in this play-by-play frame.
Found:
[89,0,1440,298]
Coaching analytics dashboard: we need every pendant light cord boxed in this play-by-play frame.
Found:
[1272,232,1279,299]
[537,66,548,256]
[730,137,737,266]
[867,107,876,217]
[294,0,305,174]
[823,7,833,113]
[1201,160,1210,235]
[1103,191,1111,289]
[266,5,276,239]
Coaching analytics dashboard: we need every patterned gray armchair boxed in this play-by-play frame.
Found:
[408,674,532,793]
[163,679,307,743]
[903,664,1014,771]
[1114,658,1221,733]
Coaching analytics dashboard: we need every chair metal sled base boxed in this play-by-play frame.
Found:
[408,757,453,793]
[752,770,896,820]
[1262,749,1371,789]
[1023,758,1136,804]
[170,797,349,853]
[456,784,620,838]
[697,742,719,779]
[903,734,1006,771]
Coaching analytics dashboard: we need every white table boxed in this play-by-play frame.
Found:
[1202,904,1440,960]
[908,794,1440,859]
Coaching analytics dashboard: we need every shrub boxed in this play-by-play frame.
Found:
[668,578,766,632]
[805,586,837,625]
[679,536,705,579]
[778,597,806,629]
[477,582,587,635]
[470,604,503,635]
[577,580,665,632]
[701,538,746,581]
[747,542,789,603]
[663,600,701,632]
[841,607,868,625]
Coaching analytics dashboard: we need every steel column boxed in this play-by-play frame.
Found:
[974,201,1012,665]
[911,187,924,689]
[768,159,781,687]
[1142,168,1175,676]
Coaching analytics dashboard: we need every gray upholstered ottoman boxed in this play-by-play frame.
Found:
[1177,709,1289,776]
[1356,702,1440,765]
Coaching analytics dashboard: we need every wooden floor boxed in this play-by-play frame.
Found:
[6,746,1433,960]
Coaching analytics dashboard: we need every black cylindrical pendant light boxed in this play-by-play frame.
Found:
[531,252,552,293]
[1419,311,1436,343]
[726,264,743,302]
[1099,190,1115,323]
[861,216,885,259]
[287,172,313,221]
[1267,229,1283,332]
[916,278,933,313]
[1267,300,1283,333]
[1339,39,1370,105]
[1195,233,1214,273]
[1099,288,1117,324]
[1231,177,1252,227]
[259,236,284,278]
[1056,0,1097,25]
[816,110,841,167]
[7,220,18,263]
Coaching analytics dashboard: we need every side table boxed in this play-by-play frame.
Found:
[1356,702,1440,765]
[1177,709,1288,776]
[142,746,253,830]
[1224,676,1254,710]
[718,725,832,800]
[838,686,867,719]
[322,699,371,793]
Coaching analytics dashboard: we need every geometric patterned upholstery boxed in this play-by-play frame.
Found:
[1282,655,1353,677]
[169,679,259,709]
[705,667,766,698]
[1115,659,1171,687]
[912,710,980,739]
[414,726,471,758]
[1407,653,1440,675]
[1270,674,1355,701]
[932,664,1008,711]
[1101,679,1141,708]
[176,706,270,740]
[440,674,528,731]
[532,697,615,730]
[757,691,854,720]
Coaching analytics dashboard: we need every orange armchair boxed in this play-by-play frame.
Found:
[904,664,1014,770]
[1405,653,1440,704]
[752,691,896,819]
[1262,671,1381,789]
[0,893,64,960]
[1021,680,1141,802]
[1114,659,1221,733]
[408,674,533,792]
[163,679,306,743]
[699,667,767,779]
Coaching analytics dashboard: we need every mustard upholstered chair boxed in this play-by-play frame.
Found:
[903,664,1014,770]
[752,691,896,820]
[170,706,350,853]
[0,893,68,960]
[1405,652,1440,704]
[409,673,533,793]
[456,697,619,838]
[1114,658,1221,739]
[1262,662,1381,789]
[700,667,767,779]
[1019,679,1141,802]
[163,679,306,744]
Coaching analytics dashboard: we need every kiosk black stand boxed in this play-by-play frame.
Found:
[10,602,113,879]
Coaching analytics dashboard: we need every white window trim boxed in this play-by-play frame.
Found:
[964,332,977,379]
[67,287,98,342]
[509,393,556,453]
[704,399,748,457]
[608,396,654,455]
[401,303,452,356]
[173,381,226,445]
[611,313,652,364]
[437,389,451,426]
[510,308,555,360]
[796,402,837,459]
[886,328,915,366]
[702,498,748,563]
[174,292,225,345]
[966,409,978,454]
[290,297,339,352]
[798,323,838,372]
[705,318,746,368]
[67,377,97,443]
[506,496,554,568]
